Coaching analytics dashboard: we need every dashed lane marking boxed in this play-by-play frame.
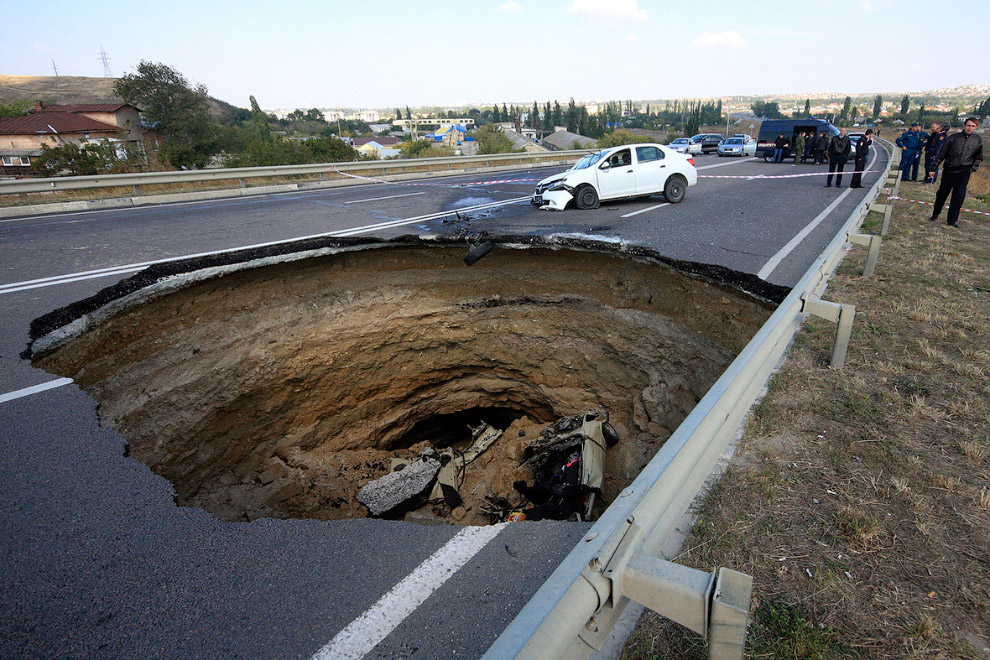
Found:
[0,378,73,405]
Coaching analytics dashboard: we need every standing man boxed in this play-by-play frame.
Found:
[825,127,852,187]
[803,131,815,163]
[923,121,948,184]
[773,133,787,163]
[849,129,873,188]
[929,117,983,228]
[793,132,806,165]
[814,131,830,165]
[896,122,926,181]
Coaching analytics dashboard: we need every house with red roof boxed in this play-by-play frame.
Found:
[0,102,156,176]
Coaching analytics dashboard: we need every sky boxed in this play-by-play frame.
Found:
[4,0,988,111]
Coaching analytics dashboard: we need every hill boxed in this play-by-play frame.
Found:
[0,75,120,105]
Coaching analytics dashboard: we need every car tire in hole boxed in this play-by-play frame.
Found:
[575,185,600,210]
[663,176,686,204]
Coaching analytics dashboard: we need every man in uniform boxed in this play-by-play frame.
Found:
[793,132,806,165]
[923,121,948,184]
[825,127,852,188]
[895,122,926,181]
[814,131,830,165]
[849,129,873,189]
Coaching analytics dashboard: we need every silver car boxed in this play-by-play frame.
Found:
[717,135,756,157]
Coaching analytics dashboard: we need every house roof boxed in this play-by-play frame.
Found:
[542,130,597,149]
[0,113,120,136]
[31,104,135,114]
[353,136,399,146]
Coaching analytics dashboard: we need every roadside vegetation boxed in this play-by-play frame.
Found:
[621,167,990,658]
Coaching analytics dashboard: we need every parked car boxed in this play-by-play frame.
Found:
[667,137,693,154]
[690,133,725,154]
[717,135,757,157]
[532,143,698,211]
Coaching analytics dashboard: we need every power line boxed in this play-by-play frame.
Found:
[99,46,112,77]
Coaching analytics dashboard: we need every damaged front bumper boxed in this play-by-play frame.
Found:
[532,189,573,211]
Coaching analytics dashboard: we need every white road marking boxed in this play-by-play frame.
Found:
[312,524,506,660]
[621,203,670,218]
[695,157,757,170]
[0,197,530,295]
[756,148,877,281]
[344,192,425,204]
[0,378,73,405]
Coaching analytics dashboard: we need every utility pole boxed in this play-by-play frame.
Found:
[99,46,112,77]
[51,60,60,89]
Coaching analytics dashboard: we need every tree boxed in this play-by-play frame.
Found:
[32,140,141,176]
[900,94,910,114]
[917,104,926,123]
[751,101,782,119]
[804,99,811,116]
[974,96,990,117]
[531,101,540,129]
[475,123,517,154]
[248,95,271,139]
[840,96,852,120]
[113,61,218,169]
[873,94,882,119]
[405,106,411,120]
[0,100,32,118]
[492,104,501,123]
[596,130,650,149]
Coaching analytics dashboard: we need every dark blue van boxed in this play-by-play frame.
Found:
[756,119,839,161]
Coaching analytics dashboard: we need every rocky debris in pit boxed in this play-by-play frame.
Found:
[358,422,503,517]
[357,454,442,516]
[482,410,618,523]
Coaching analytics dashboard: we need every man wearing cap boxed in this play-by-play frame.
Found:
[922,121,948,184]
[895,122,927,181]
[928,117,983,228]
[849,129,873,189]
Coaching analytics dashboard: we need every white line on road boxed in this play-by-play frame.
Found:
[311,524,506,660]
[695,157,757,170]
[621,203,670,218]
[0,197,531,295]
[0,378,73,405]
[756,149,877,281]
[344,192,425,204]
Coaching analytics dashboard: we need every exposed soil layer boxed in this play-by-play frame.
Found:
[32,242,776,525]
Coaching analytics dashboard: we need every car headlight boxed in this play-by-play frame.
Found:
[547,180,571,192]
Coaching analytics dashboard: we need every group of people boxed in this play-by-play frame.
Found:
[895,121,949,183]
[771,129,873,188]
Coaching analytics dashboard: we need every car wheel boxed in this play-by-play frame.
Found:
[763,153,773,163]
[575,185,600,210]
[602,422,620,448]
[663,176,686,204]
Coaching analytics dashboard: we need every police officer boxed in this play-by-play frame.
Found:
[895,122,926,181]
[923,121,948,184]
[849,129,873,189]
[814,131,829,165]
[929,117,983,228]
[825,128,852,187]
[793,132,806,165]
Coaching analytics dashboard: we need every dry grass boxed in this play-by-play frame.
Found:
[623,166,990,658]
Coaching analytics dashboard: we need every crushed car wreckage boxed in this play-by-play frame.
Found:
[357,410,618,524]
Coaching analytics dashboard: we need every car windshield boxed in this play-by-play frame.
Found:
[571,151,606,170]
[671,138,688,144]
[725,138,744,145]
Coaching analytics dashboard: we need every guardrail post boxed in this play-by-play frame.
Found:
[238,178,245,189]
[603,524,753,660]
[848,233,882,277]
[802,297,856,367]
[886,170,902,197]
[869,201,893,236]
[133,185,141,197]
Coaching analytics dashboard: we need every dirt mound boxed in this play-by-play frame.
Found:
[32,243,774,524]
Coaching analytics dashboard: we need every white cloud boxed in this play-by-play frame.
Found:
[690,31,748,49]
[628,34,638,42]
[32,42,53,52]
[498,0,523,12]
[568,0,648,23]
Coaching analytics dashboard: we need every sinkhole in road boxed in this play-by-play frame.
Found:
[30,240,779,525]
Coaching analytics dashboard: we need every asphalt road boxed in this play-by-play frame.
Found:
[0,147,888,659]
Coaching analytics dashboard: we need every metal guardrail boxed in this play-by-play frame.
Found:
[483,140,894,660]
[0,151,592,196]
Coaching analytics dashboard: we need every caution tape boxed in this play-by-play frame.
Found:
[888,196,990,217]
[699,169,879,180]
[328,165,537,189]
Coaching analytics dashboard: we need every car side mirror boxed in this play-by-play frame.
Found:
[599,161,611,170]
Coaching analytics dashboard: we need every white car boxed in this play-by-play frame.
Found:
[717,135,756,157]
[532,143,698,211]
[667,137,693,154]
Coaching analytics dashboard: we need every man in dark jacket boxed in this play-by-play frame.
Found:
[923,121,948,184]
[929,117,983,227]
[825,128,852,187]
[896,122,926,181]
[849,129,873,189]
[773,133,787,163]
[814,132,829,164]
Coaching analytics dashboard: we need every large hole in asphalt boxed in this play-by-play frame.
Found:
[29,242,779,525]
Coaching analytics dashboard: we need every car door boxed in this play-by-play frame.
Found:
[596,148,636,200]
[633,145,667,195]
